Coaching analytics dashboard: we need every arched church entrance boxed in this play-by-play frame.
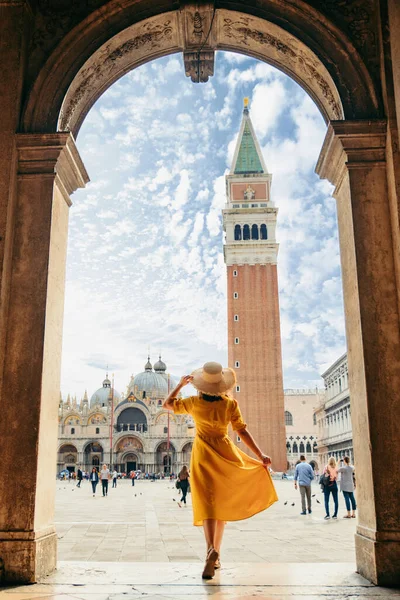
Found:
[122,453,138,475]
[114,436,144,473]
[84,442,104,472]
[156,441,176,475]
[57,444,78,474]
[0,0,399,587]
[181,442,193,470]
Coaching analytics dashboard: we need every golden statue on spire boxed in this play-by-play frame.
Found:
[244,97,249,108]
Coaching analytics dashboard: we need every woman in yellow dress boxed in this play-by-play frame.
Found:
[163,361,278,580]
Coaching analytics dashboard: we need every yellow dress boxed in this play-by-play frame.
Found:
[173,395,278,526]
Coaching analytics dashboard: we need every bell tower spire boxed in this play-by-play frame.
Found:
[222,99,286,471]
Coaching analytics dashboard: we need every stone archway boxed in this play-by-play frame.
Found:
[156,441,176,475]
[57,444,78,473]
[83,442,104,471]
[1,0,400,586]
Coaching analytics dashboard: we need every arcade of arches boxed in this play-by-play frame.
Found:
[0,0,400,587]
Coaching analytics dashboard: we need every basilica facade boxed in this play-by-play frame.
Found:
[57,356,194,475]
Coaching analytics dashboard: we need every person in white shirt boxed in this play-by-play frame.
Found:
[100,464,110,497]
[112,470,118,488]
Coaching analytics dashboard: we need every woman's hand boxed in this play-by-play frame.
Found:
[260,454,272,470]
[178,375,193,388]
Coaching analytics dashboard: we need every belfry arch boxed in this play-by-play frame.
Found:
[0,0,399,588]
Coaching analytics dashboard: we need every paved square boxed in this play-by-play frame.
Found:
[55,479,356,563]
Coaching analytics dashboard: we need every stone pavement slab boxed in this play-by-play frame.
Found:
[55,479,356,563]
[0,562,399,599]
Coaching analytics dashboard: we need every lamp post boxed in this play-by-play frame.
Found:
[166,373,170,476]
[109,373,115,469]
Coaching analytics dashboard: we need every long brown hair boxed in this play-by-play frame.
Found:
[179,465,189,479]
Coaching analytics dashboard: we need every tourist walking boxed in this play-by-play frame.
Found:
[112,469,118,488]
[322,457,339,519]
[130,471,135,486]
[177,465,190,507]
[90,467,99,497]
[76,467,83,488]
[294,455,314,514]
[163,362,277,580]
[338,456,356,518]
[100,464,110,496]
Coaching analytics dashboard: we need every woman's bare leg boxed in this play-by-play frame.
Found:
[213,520,225,553]
[203,519,216,553]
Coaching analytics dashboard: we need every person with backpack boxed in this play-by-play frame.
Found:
[321,456,339,519]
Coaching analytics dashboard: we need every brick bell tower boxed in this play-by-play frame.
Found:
[222,98,287,471]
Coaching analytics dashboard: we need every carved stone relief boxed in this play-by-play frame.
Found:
[307,0,379,80]
[179,2,216,83]
[216,11,343,121]
[59,13,179,132]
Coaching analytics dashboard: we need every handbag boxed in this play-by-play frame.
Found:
[175,479,181,489]
[319,472,330,487]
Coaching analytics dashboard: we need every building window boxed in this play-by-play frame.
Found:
[235,361,240,368]
[163,427,168,434]
[234,315,239,321]
[251,224,259,240]
[260,224,268,239]
[234,224,242,241]
[251,203,258,208]
[293,442,298,453]
[285,411,293,426]
[235,337,239,344]
[286,441,291,453]
[260,203,267,207]
[313,413,317,425]
[242,203,249,208]
[243,224,250,240]
[237,435,241,442]
[234,292,238,299]
[232,204,240,208]
[96,427,100,434]
[233,269,237,277]
[235,385,240,392]
[71,428,75,434]
[306,442,312,454]
[299,442,305,453]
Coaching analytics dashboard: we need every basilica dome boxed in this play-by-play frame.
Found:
[90,375,121,408]
[132,357,168,400]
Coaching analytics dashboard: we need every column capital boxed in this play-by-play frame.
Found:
[15,133,89,203]
[315,120,387,192]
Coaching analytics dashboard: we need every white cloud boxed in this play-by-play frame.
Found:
[62,51,345,397]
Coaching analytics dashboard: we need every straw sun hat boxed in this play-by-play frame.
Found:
[191,362,236,396]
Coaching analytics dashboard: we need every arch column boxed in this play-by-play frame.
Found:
[0,133,88,583]
[316,120,400,586]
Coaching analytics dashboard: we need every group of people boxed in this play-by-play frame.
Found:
[294,455,356,519]
[76,466,132,496]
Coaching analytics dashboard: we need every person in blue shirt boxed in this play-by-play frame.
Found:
[294,455,314,515]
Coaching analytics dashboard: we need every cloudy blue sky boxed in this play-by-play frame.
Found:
[60,51,346,400]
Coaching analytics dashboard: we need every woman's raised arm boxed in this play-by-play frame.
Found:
[163,375,193,410]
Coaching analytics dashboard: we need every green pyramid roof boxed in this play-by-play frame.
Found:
[234,120,264,174]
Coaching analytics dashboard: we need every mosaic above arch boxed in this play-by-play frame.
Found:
[116,436,143,453]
